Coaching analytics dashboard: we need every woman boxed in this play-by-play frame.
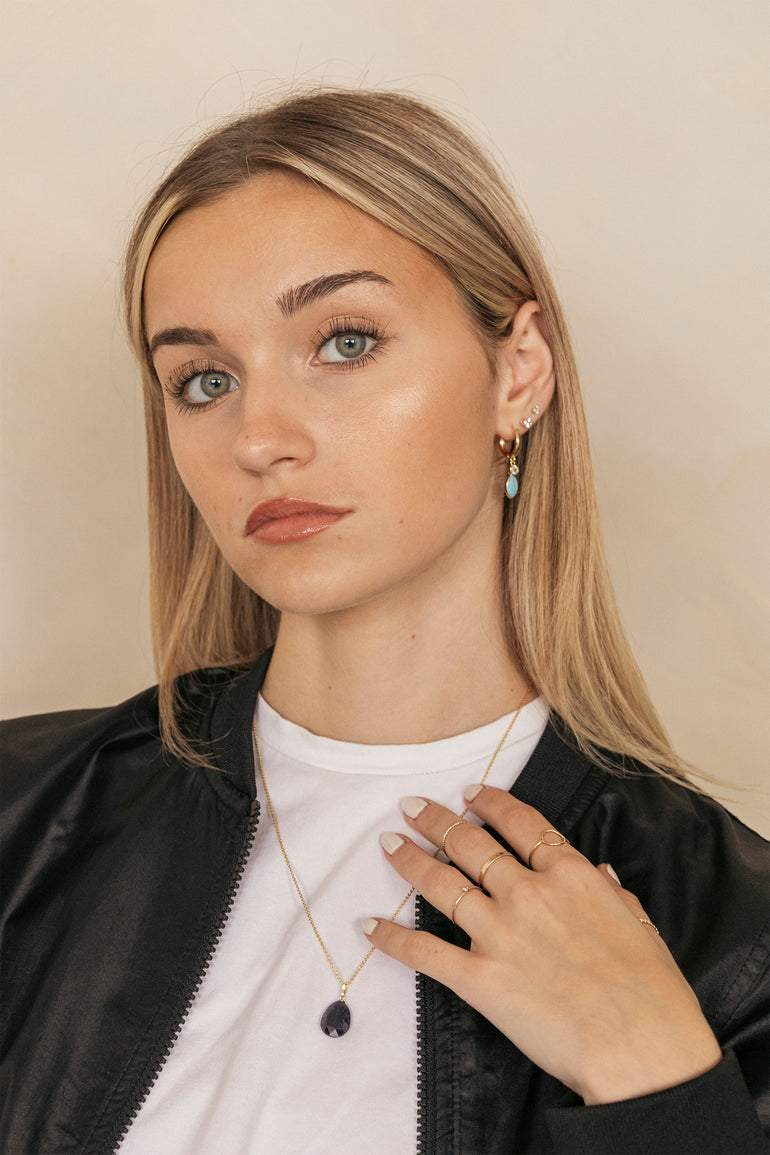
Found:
[2,89,767,1154]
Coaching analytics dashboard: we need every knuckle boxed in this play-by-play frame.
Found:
[512,872,544,913]
[422,860,450,891]
[451,822,485,854]
[403,929,443,968]
[551,854,589,885]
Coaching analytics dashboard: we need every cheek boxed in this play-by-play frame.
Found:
[378,364,494,495]
[165,417,226,518]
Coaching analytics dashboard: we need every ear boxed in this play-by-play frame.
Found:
[493,301,555,437]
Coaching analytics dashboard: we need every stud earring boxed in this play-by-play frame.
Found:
[497,431,521,499]
[520,405,541,431]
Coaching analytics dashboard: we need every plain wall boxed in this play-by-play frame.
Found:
[2,0,768,834]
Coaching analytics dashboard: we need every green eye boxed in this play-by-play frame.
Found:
[335,334,369,358]
[186,370,239,403]
[320,331,376,364]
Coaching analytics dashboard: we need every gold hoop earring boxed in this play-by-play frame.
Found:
[497,432,521,499]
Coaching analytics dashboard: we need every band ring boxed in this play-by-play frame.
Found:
[478,850,514,889]
[639,918,660,936]
[441,820,467,856]
[527,828,569,868]
[451,885,482,925]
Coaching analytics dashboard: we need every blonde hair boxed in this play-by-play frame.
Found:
[124,87,693,782]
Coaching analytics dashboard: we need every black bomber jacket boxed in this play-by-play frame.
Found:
[2,652,769,1154]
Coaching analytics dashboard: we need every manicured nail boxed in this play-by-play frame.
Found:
[401,796,429,819]
[361,917,379,935]
[380,831,405,854]
[464,783,484,802]
[606,864,621,884]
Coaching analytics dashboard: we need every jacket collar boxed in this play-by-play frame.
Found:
[204,650,606,817]
[206,650,273,800]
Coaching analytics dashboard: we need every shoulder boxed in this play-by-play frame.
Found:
[578,765,769,889]
[0,666,243,816]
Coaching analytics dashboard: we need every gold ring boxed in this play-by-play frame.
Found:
[527,828,569,868]
[478,850,514,889]
[639,918,660,936]
[451,885,482,925]
[441,820,467,856]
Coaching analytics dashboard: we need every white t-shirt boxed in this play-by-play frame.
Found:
[120,695,548,1155]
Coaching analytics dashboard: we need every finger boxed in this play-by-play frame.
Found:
[399,796,524,892]
[597,863,667,945]
[361,917,476,993]
[379,831,491,930]
[598,863,622,886]
[463,784,580,872]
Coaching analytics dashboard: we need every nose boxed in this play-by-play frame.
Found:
[231,383,316,477]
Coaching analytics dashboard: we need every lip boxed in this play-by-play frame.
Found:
[244,498,352,544]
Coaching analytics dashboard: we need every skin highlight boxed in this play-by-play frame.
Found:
[145,171,555,743]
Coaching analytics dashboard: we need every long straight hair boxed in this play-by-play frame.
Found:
[124,87,693,781]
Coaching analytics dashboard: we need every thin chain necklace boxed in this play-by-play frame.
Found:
[252,686,531,1038]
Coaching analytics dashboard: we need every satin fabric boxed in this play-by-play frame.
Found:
[2,654,768,1153]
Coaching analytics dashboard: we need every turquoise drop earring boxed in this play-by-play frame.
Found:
[498,431,521,499]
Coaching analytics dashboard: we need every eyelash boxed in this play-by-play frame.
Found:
[164,360,230,416]
[312,316,389,372]
[161,317,389,414]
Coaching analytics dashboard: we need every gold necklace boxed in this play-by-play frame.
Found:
[252,686,531,1038]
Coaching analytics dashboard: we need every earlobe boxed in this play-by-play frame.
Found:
[495,301,555,437]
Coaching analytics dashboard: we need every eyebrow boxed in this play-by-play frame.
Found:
[148,326,218,357]
[147,270,393,357]
[276,270,393,317]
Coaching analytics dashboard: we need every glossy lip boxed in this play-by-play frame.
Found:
[244,498,352,544]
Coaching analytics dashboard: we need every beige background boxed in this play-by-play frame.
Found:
[2,1,768,834]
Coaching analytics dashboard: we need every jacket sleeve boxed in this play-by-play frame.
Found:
[544,1050,768,1154]
[543,791,770,1154]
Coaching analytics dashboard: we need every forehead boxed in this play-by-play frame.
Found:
[144,171,456,322]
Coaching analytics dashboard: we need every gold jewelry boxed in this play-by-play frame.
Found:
[478,850,514,889]
[252,683,532,1037]
[639,918,660,936]
[451,884,482,925]
[497,431,521,499]
[527,828,570,868]
[440,819,468,855]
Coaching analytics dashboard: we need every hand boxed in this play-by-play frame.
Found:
[364,786,722,1105]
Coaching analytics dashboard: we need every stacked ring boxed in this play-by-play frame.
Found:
[527,828,569,868]
[451,885,482,925]
[478,850,514,889]
[441,820,467,856]
[639,918,660,936]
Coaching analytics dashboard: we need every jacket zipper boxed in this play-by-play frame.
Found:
[104,800,260,1153]
[415,894,436,1155]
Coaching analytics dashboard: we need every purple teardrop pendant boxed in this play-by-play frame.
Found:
[320,999,351,1038]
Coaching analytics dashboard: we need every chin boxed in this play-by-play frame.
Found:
[234,557,384,619]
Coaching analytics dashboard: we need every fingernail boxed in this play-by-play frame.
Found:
[380,832,405,854]
[361,917,379,935]
[401,796,428,819]
[606,864,621,884]
[464,783,484,802]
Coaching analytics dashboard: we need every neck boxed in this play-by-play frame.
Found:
[261,564,529,745]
